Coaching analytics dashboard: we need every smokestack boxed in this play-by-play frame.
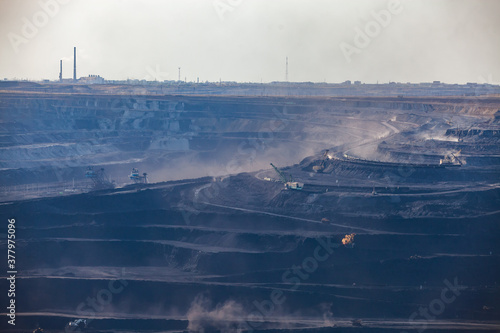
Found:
[59,60,62,82]
[73,47,77,81]
[285,56,288,82]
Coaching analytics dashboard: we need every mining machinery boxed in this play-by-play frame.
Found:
[271,163,291,183]
[439,150,464,166]
[129,168,148,184]
[450,151,464,165]
[270,163,303,190]
[66,319,87,330]
[85,166,115,190]
[312,149,330,172]
[352,319,363,327]
[342,233,356,247]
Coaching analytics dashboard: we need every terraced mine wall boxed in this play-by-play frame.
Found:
[1,173,499,332]
[1,91,498,190]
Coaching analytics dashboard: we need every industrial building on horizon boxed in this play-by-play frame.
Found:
[58,46,78,83]
[44,47,500,91]
[56,46,103,84]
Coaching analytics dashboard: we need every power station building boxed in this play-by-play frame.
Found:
[57,47,105,84]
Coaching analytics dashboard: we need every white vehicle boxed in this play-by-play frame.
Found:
[67,319,87,330]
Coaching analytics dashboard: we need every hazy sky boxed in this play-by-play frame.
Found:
[0,0,499,84]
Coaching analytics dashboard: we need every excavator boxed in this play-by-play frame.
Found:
[342,233,356,247]
[66,319,87,330]
[129,168,148,184]
[313,149,330,172]
[439,150,464,166]
[85,166,115,190]
[270,163,303,190]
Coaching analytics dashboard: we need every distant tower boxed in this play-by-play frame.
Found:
[285,57,288,82]
[73,47,77,81]
[59,60,62,82]
[178,67,181,81]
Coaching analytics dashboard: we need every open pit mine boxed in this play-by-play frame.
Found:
[0,81,499,332]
